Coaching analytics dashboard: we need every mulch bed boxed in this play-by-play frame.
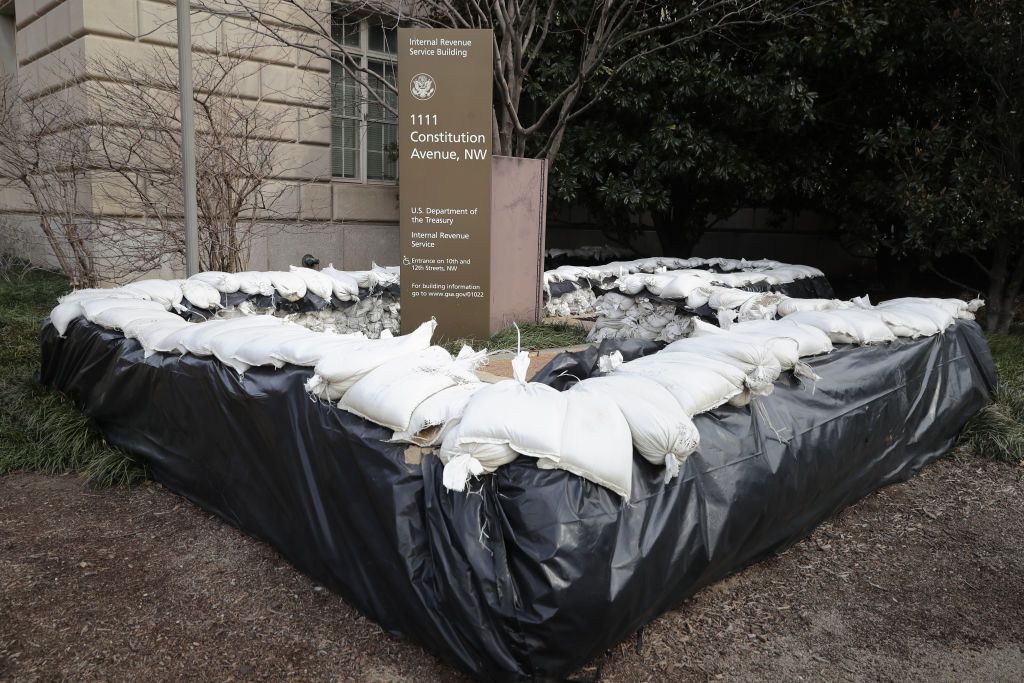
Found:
[1,451,1022,681]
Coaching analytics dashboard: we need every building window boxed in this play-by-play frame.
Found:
[331,14,397,182]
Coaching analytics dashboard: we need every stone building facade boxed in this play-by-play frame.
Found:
[0,0,401,277]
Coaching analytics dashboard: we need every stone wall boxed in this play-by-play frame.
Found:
[0,0,401,278]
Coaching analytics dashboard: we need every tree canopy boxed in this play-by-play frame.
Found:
[549,0,1024,330]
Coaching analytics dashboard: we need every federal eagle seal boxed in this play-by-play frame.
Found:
[410,73,436,101]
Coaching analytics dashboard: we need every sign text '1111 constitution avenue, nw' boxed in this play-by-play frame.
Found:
[398,28,493,340]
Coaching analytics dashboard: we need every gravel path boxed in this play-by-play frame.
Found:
[2,451,1022,681]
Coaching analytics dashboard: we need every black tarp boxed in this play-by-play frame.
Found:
[39,318,995,680]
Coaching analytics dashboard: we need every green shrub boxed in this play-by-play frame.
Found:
[960,333,1024,463]
[0,271,145,487]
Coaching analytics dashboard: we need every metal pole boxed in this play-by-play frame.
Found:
[177,0,200,276]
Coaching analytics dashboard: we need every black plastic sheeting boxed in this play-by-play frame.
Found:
[39,318,994,680]
[530,339,664,389]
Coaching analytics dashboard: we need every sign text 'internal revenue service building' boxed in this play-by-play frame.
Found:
[399,28,493,340]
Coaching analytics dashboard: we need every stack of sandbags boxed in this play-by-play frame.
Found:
[543,265,601,317]
[304,321,439,400]
[543,256,812,320]
[777,297,973,344]
[544,286,598,317]
[440,352,635,498]
[686,318,833,379]
[586,261,829,341]
[569,374,700,480]
[285,293,401,338]
[339,344,486,431]
[184,265,401,339]
[587,293,689,343]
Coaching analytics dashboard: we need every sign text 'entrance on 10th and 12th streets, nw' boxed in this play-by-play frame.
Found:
[398,28,493,340]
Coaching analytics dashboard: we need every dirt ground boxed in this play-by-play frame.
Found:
[1,451,1022,682]
[480,346,588,381]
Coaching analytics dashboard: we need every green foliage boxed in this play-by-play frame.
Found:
[825,1,1024,331]
[550,1,1023,327]
[960,334,1024,463]
[0,270,146,487]
[443,322,589,355]
[551,12,820,254]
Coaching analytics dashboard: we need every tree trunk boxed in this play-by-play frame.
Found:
[652,182,705,257]
[985,245,1009,333]
[996,248,1024,333]
[652,213,701,257]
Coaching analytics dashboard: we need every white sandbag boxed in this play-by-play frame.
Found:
[763,264,825,282]
[208,322,304,375]
[716,319,834,357]
[831,310,897,344]
[570,374,699,479]
[176,316,287,357]
[189,271,241,294]
[874,300,955,333]
[713,272,770,288]
[686,286,714,309]
[781,311,859,345]
[372,262,401,283]
[391,383,484,447]
[90,305,180,333]
[121,279,184,311]
[269,332,369,368]
[181,279,222,310]
[50,301,84,336]
[347,269,375,289]
[340,346,484,431]
[80,298,168,326]
[289,266,335,301]
[134,319,193,357]
[740,258,783,270]
[871,305,942,338]
[614,352,747,416]
[230,327,317,369]
[921,297,985,320]
[545,264,595,284]
[57,288,141,306]
[595,291,634,314]
[452,352,564,461]
[663,336,782,395]
[145,321,197,355]
[659,272,716,300]
[267,271,307,302]
[306,320,438,399]
[448,352,634,498]
[631,257,664,273]
[320,266,361,301]
[235,271,275,297]
[655,318,692,343]
[617,274,651,295]
[707,287,756,311]
[737,292,786,322]
[348,266,399,290]
[708,257,739,272]
[538,390,633,499]
[633,272,678,296]
[439,421,519,492]
[121,312,187,340]
[777,297,842,317]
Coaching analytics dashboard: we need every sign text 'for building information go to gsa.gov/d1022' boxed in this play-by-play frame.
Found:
[399,28,493,340]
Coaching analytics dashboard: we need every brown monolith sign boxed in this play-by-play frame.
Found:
[399,28,494,340]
